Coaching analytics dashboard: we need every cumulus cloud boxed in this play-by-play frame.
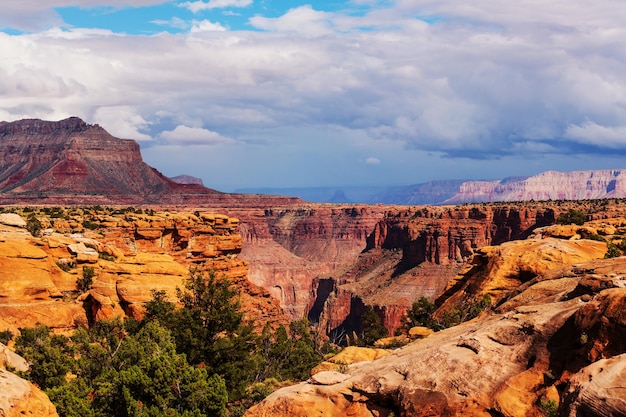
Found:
[0,1,170,32]
[564,122,626,148]
[190,19,227,32]
[160,125,235,145]
[181,0,253,13]
[249,6,334,37]
[1,0,626,188]
[365,157,381,165]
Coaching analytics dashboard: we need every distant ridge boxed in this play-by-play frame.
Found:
[443,169,626,204]
[238,171,626,205]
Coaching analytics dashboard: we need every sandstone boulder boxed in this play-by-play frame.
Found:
[0,368,58,417]
[310,371,350,386]
[0,343,28,372]
[0,213,26,228]
[67,242,99,263]
[563,354,626,416]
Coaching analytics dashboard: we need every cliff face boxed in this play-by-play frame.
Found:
[234,205,386,319]
[0,117,301,207]
[445,169,626,203]
[246,238,626,417]
[309,204,557,337]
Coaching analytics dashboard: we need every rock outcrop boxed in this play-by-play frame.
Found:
[245,250,626,417]
[0,368,58,417]
[0,208,288,334]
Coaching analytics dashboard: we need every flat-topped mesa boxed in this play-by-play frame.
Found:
[0,116,91,136]
[0,117,303,207]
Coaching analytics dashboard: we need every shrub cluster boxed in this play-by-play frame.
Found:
[15,270,323,417]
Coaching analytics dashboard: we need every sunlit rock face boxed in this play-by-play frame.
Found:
[245,251,626,417]
[0,210,289,334]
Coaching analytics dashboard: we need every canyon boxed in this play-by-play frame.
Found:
[1,117,625,416]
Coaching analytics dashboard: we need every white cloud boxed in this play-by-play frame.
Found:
[190,19,227,32]
[365,157,381,165]
[181,0,253,13]
[564,122,626,148]
[1,1,626,188]
[94,107,152,141]
[249,6,334,37]
[151,17,189,30]
[160,125,235,145]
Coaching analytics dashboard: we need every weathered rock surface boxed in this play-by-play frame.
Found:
[563,354,626,417]
[0,209,289,333]
[0,368,58,417]
[246,256,626,417]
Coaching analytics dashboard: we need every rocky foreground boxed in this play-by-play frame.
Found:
[0,208,288,335]
[246,223,626,416]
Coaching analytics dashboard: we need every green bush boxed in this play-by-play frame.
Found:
[539,399,558,417]
[0,329,13,345]
[81,220,99,230]
[556,209,586,225]
[605,242,622,258]
[26,214,42,237]
[76,267,95,292]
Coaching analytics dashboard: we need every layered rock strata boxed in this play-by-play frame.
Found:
[311,203,559,336]
[445,169,626,204]
[0,117,301,207]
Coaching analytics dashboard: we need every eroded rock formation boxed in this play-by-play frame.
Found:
[0,209,288,334]
[246,242,626,417]
[445,169,626,204]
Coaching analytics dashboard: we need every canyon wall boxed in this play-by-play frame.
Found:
[308,203,558,338]
[235,205,387,319]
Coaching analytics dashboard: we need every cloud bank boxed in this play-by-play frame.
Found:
[0,1,625,190]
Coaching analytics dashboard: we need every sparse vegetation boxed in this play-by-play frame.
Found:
[605,242,622,258]
[556,208,586,225]
[81,220,99,230]
[404,294,492,332]
[360,306,389,346]
[539,399,558,417]
[26,213,42,236]
[76,266,95,293]
[56,259,76,272]
[98,251,115,261]
[0,329,13,345]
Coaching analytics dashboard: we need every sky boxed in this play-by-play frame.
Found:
[1,1,626,192]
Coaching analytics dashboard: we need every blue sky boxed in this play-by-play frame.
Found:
[1,1,625,192]
[54,1,358,35]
